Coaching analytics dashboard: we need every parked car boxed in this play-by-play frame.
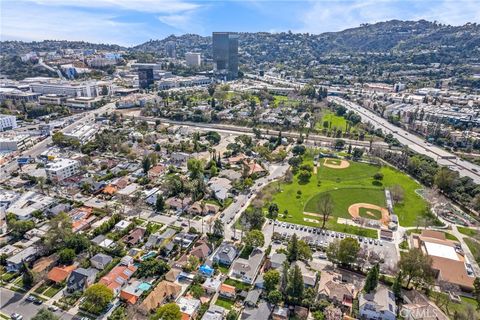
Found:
[11,314,23,320]
[48,305,59,312]
[26,295,37,302]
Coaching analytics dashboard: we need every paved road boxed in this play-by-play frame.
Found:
[0,288,75,319]
[0,102,116,181]
[328,96,480,183]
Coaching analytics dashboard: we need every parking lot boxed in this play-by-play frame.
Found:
[271,221,399,273]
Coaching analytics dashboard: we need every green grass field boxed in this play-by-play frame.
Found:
[457,226,479,238]
[304,188,386,220]
[266,154,429,237]
[215,297,235,310]
[464,238,480,264]
[316,110,348,130]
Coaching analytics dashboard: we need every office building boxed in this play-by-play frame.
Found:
[0,134,32,151]
[185,52,201,67]
[30,82,99,97]
[0,115,17,131]
[45,158,81,182]
[212,32,239,80]
[165,41,176,58]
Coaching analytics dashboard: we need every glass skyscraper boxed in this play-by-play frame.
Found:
[212,32,239,80]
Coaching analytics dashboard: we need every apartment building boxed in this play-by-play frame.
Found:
[45,158,81,182]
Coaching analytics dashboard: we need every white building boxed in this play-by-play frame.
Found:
[63,124,98,143]
[185,52,201,67]
[66,96,103,110]
[0,115,17,131]
[45,158,80,182]
[8,191,55,220]
[30,82,99,97]
[0,134,32,151]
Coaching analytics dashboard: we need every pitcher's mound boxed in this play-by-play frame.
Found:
[348,203,389,225]
[323,158,350,169]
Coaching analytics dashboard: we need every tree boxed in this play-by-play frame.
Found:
[137,258,170,278]
[108,307,127,320]
[364,264,379,293]
[213,219,224,237]
[267,289,283,305]
[244,230,265,249]
[187,158,204,180]
[398,248,434,288]
[280,260,289,294]
[287,234,299,262]
[263,269,280,292]
[155,195,165,212]
[434,167,458,193]
[352,148,364,159]
[58,248,75,265]
[391,271,403,301]
[82,283,114,315]
[373,172,384,181]
[390,185,405,203]
[287,264,304,304]
[244,208,265,230]
[22,262,35,288]
[142,156,151,174]
[298,170,312,183]
[268,203,279,219]
[292,145,306,156]
[151,303,182,320]
[226,310,238,320]
[190,284,205,299]
[326,238,360,266]
[473,277,480,310]
[315,193,333,229]
[297,240,313,261]
[44,212,73,250]
[32,309,60,320]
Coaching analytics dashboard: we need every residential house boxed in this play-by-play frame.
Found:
[148,165,166,180]
[219,283,236,300]
[47,265,76,284]
[201,305,225,320]
[122,227,146,246]
[230,248,265,284]
[166,196,192,211]
[68,207,95,233]
[66,268,98,293]
[272,306,289,320]
[268,253,286,270]
[6,246,38,272]
[245,288,261,307]
[99,264,137,296]
[208,177,232,201]
[317,270,356,310]
[91,235,115,248]
[120,280,152,304]
[359,285,397,320]
[173,232,197,249]
[114,219,131,232]
[293,260,317,287]
[144,227,176,249]
[202,277,222,294]
[140,280,182,314]
[212,242,237,266]
[242,301,272,320]
[8,191,55,220]
[401,290,449,320]
[165,268,182,282]
[190,240,211,261]
[90,253,113,270]
[187,202,220,216]
[177,296,201,320]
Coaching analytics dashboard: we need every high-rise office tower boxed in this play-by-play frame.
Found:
[165,41,176,58]
[212,32,238,80]
[137,67,154,89]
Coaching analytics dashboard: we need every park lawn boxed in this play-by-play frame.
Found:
[379,166,429,227]
[464,238,480,264]
[215,297,235,310]
[317,160,380,182]
[304,187,386,219]
[444,233,460,242]
[268,154,430,237]
[316,110,348,130]
[457,226,479,238]
[430,292,480,318]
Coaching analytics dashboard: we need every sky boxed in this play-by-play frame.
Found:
[1,0,479,46]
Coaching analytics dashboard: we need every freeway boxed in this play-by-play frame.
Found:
[329,96,480,184]
[0,102,116,181]
[123,114,389,150]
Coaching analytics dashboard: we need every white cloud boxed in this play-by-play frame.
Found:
[0,2,152,45]
[25,0,202,14]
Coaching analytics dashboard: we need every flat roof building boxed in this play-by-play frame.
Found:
[212,32,239,81]
[45,158,81,182]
